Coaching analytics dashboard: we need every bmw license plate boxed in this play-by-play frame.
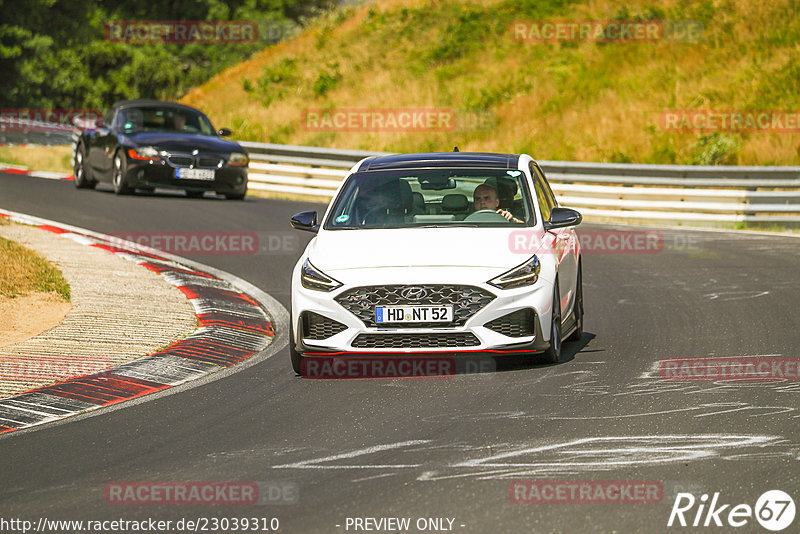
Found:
[375,306,453,323]
[176,168,215,181]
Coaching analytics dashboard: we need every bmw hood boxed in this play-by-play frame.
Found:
[123,132,242,153]
[308,228,546,271]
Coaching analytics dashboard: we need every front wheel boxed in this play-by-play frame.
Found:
[567,263,583,342]
[73,145,96,189]
[225,192,246,200]
[541,284,562,364]
[289,320,303,375]
[112,151,132,195]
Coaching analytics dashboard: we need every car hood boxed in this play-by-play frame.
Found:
[123,132,242,153]
[308,227,546,271]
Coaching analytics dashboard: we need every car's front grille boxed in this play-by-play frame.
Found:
[303,312,347,340]
[336,285,495,328]
[166,155,222,168]
[352,332,480,349]
[168,156,193,167]
[198,157,222,168]
[484,309,536,337]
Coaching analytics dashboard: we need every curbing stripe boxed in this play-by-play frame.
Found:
[0,209,275,434]
[0,164,72,181]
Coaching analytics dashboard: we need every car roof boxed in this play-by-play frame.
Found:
[110,99,202,113]
[358,152,520,172]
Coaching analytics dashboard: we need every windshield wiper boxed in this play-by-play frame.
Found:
[414,224,479,228]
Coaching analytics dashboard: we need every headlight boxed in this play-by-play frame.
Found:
[228,152,249,166]
[128,146,160,161]
[301,259,342,292]
[488,255,540,290]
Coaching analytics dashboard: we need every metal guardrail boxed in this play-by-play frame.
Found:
[242,141,800,225]
[0,117,76,146]
[6,124,799,225]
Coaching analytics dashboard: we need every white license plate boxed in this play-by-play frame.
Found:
[375,306,453,323]
[176,168,215,181]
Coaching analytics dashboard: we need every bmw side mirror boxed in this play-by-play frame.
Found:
[218,128,232,137]
[291,211,319,233]
[544,207,582,231]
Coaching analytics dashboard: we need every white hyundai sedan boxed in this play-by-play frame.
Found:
[289,152,583,375]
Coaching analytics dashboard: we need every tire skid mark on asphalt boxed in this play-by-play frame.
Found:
[271,435,795,482]
[0,212,274,435]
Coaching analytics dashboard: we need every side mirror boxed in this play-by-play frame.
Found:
[544,207,582,231]
[291,211,319,233]
[217,128,232,137]
[94,119,105,128]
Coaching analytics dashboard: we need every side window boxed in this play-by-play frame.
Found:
[536,163,559,209]
[529,162,552,221]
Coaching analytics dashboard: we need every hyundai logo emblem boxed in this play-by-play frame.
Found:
[400,287,428,301]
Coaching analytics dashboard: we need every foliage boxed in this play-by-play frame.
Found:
[0,0,333,109]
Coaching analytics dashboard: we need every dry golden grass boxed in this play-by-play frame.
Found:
[180,0,800,165]
[0,145,73,173]
[0,235,70,301]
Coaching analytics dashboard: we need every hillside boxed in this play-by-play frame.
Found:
[182,0,800,165]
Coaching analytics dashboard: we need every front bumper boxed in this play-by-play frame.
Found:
[291,267,555,356]
[123,157,247,194]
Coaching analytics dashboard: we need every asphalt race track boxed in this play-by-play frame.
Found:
[1,172,799,533]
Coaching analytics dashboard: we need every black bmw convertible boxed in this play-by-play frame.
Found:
[73,99,248,199]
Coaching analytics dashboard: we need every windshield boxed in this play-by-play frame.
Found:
[324,168,534,229]
[118,106,216,136]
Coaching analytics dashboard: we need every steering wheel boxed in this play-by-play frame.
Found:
[463,209,509,223]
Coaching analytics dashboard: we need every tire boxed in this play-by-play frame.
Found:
[73,144,95,189]
[185,190,204,198]
[541,283,562,364]
[567,263,583,342]
[112,151,132,195]
[289,319,303,375]
[225,191,246,200]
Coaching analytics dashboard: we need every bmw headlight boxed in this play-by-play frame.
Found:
[128,146,160,161]
[301,259,342,292]
[488,255,540,290]
[229,152,249,166]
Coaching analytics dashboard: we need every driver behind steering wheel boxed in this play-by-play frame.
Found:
[472,184,522,223]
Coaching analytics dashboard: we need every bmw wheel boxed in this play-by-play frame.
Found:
[112,151,132,195]
[73,145,96,189]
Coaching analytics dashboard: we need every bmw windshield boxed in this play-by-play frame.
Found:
[118,106,216,136]
[324,168,535,229]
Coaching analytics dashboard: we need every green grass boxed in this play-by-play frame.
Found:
[0,236,71,301]
[182,0,800,166]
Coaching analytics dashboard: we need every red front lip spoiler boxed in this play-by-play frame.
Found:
[301,348,540,356]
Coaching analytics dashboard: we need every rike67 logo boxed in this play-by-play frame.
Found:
[668,490,795,531]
